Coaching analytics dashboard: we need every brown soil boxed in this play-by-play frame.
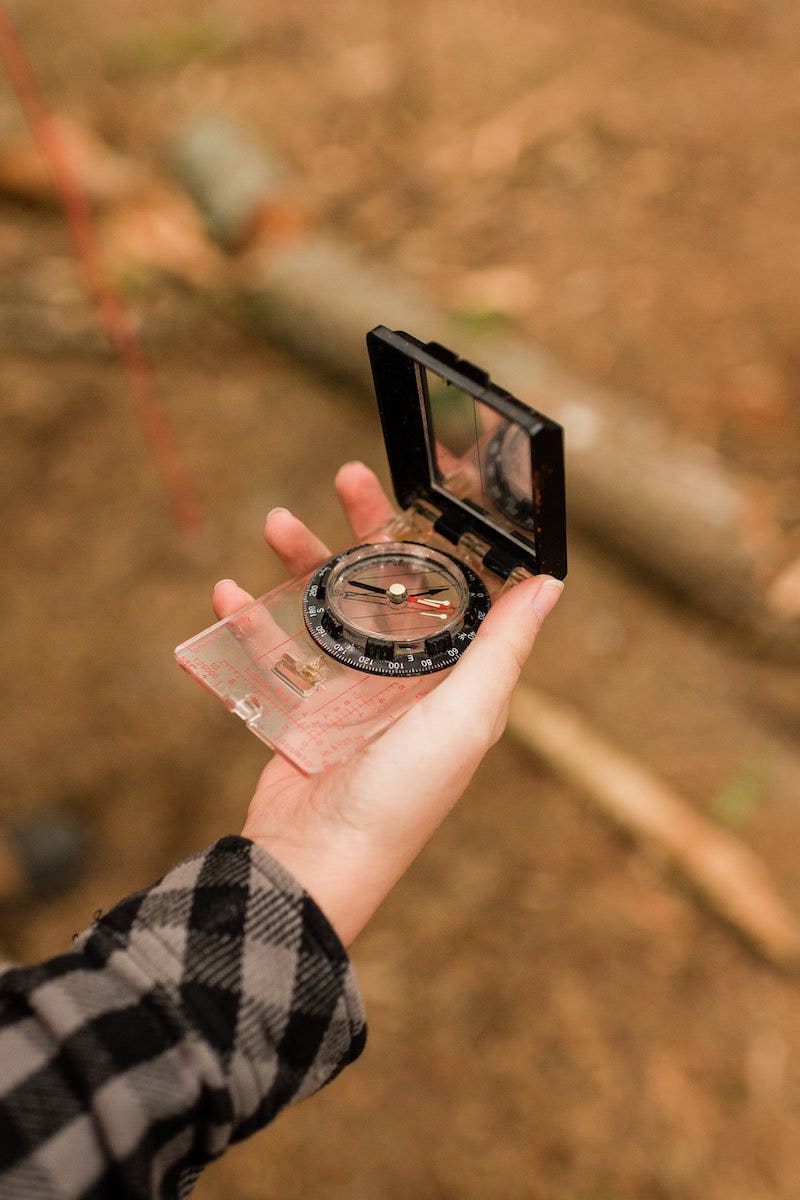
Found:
[2,4,800,1198]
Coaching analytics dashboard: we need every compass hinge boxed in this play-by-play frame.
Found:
[453,529,527,582]
[482,544,527,580]
[433,510,466,545]
[456,530,491,564]
[410,498,443,532]
[418,500,530,581]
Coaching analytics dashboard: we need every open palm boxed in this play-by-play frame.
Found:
[212,462,563,945]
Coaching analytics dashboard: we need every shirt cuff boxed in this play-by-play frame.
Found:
[79,835,367,1143]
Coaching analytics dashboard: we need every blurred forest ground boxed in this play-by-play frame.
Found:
[6,0,800,506]
[2,2,800,1198]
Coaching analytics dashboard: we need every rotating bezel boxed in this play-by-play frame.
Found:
[302,541,491,677]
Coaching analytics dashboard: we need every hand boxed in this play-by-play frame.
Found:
[212,462,563,946]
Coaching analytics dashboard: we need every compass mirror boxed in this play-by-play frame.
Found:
[420,365,537,552]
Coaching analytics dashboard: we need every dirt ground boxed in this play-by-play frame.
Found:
[2,3,800,1198]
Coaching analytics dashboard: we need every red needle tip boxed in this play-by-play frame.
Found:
[407,596,453,609]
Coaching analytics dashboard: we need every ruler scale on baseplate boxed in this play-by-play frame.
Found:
[175,326,567,775]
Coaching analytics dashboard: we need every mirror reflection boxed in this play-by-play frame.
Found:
[422,366,536,547]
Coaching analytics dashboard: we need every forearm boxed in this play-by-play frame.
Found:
[0,837,366,1199]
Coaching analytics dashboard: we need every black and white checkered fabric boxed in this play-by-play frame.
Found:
[0,836,366,1199]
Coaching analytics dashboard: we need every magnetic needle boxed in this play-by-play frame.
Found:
[302,541,491,676]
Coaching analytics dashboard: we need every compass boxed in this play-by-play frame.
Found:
[177,325,566,774]
[302,541,491,676]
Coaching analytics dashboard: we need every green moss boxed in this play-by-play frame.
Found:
[449,308,513,336]
[110,14,241,76]
[710,754,773,828]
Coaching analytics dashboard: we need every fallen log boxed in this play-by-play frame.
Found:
[508,683,800,969]
[170,115,800,658]
[0,115,146,206]
[171,113,304,251]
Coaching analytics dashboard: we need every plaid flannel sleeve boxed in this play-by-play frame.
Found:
[0,835,367,1200]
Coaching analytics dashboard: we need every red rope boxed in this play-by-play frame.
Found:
[0,5,202,535]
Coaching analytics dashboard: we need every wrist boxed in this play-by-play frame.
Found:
[241,823,407,947]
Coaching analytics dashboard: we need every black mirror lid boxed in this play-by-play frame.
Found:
[366,326,567,580]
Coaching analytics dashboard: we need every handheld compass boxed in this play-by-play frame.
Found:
[303,541,491,676]
[176,325,566,774]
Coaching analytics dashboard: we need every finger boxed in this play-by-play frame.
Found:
[264,507,331,576]
[437,574,564,738]
[213,578,256,620]
[349,574,563,828]
[370,575,562,784]
[210,577,291,670]
[335,461,395,540]
[452,573,563,692]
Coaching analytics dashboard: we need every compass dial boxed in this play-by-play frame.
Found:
[485,421,536,529]
[303,541,491,676]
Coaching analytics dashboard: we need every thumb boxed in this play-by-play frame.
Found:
[434,573,564,742]
[373,573,564,792]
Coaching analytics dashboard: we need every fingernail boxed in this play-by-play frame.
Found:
[214,578,235,589]
[532,577,564,622]
[266,506,290,521]
[336,461,367,479]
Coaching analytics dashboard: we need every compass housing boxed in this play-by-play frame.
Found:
[302,542,491,677]
[367,326,567,580]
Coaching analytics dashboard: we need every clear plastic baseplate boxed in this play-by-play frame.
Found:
[174,537,449,775]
